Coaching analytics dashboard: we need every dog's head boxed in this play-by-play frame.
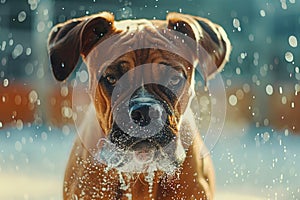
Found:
[48,12,230,172]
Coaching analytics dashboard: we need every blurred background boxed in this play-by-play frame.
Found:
[0,0,299,199]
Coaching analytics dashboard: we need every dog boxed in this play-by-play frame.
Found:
[48,11,230,200]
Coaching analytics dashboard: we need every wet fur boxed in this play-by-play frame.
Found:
[48,11,230,200]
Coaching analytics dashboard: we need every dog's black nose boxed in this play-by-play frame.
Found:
[130,104,162,127]
[129,98,165,127]
[130,104,151,126]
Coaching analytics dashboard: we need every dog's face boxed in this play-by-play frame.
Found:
[48,12,230,171]
[92,48,193,147]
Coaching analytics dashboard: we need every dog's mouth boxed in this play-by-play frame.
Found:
[95,137,184,174]
[131,139,155,150]
[95,122,185,174]
[108,122,176,149]
[130,140,157,163]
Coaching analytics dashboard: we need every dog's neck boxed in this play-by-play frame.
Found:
[65,122,212,200]
[104,133,210,199]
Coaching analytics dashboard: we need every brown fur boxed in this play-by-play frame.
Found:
[48,12,231,200]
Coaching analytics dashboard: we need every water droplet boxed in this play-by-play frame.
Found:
[1,41,6,51]
[288,35,297,48]
[43,8,49,16]
[71,194,78,200]
[279,86,283,94]
[26,48,32,55]
[28,0,38,10]
[263,118,269,126]
[254,52,259,59]
[232,18,240,29]
[41,132,47,141]
[199,96,209,107]
[62,125,70,136]
[37,21,45,32]
[240,52,247,59]
[41,145,46,153]
[9,39,14,46]
[260,10,266,17]
[229,95,237,106]
[3,78,9,87]
[266,84,273,95]
[285,51,293,62]
[295,74,300,83]
[62,106,73,118]
[12,44,24,59]
[29,90,38,103]
[79,70,88,83]
[118,172,130,191]
[243,83,250,93]
[291,101,295,108]
[236,89,244,100]
[37,68,45,79]
[15,95,22,106]
[70,10,77,16]
[248,34,254,42]
[61,86,69,97]
[281,96,287,104]
[21,137,26,144]
[226,79,232,86]
[121,6,132,19]
[18,11,27,22]
[280,0,288,9]
[295,84,300,93]
[25,63,34,75]
[15,141,22,152]
[16,119,23,130]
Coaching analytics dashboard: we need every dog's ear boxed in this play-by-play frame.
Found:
[47,12,115,81]
[167,13,231,80]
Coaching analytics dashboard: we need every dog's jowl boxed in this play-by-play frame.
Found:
[48,11,231,200]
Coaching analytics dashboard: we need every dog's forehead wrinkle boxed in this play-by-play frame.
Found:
[116,22,174,50]
[134,49,150,66]
[87,29,194,73]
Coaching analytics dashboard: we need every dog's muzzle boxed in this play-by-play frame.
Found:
[109,89,176,152]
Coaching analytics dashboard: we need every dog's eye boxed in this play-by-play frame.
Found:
[169,75,183,87]
[105,75,117,85]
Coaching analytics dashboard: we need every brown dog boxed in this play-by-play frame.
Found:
[48,12,230,200]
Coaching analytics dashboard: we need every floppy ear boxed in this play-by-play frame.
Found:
[167,13,231,80]
[47,12,115,81]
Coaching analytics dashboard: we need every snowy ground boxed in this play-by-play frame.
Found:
[0,124,299,200]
